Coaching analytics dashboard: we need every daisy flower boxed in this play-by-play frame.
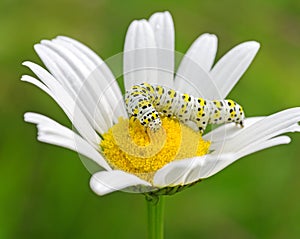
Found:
[23,11,300,199]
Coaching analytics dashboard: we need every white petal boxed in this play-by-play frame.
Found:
[203,108,300,178]
[185,153,234,180]
[154,134,292,187]
[219,108,300,153]
[179,33,218,72]
[90,170,151,195]
[149,11,174,50]
[22,62,101,147]
[174,33,218,98]
[56,36,107,67]
[234,136,291,160]
[153,153,233,187]
[149,11,175,88]
[205,136,291,178]
[210,41,260,98]
[52,37,127,121]
[21,75,55,99]
[203,117,264,147]
[174,45,219,99]
[24,112,111,171]
[34,43,113,131]
[155,108,300,187]
[153,157,198,187]
[55,36,125,111]
[123,20,158,90]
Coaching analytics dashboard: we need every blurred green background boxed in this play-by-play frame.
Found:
[1,0,300,238]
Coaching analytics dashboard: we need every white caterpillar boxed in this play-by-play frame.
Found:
[125,82,245,134]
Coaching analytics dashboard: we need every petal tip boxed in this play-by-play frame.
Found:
[241,41,260,52]
[22,61,30,67]
[56,35,68,40]
[249,41,260,50]
[24,112,34,123]
[20,75,28,81]
[33,43,43,52]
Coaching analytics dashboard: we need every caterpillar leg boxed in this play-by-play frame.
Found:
[236,121,244,128]
[148,118,162,132]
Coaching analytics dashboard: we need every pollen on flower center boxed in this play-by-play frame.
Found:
[100,116,211,182]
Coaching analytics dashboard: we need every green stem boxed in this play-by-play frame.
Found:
[146,196,165,239]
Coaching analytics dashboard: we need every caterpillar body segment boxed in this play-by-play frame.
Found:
[125,83,245,134]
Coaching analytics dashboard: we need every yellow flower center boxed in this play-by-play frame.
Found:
[100,116,210,182]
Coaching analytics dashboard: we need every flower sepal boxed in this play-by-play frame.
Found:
[145,179,202,204]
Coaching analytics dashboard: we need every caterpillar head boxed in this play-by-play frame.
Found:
[148,118,162,132]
